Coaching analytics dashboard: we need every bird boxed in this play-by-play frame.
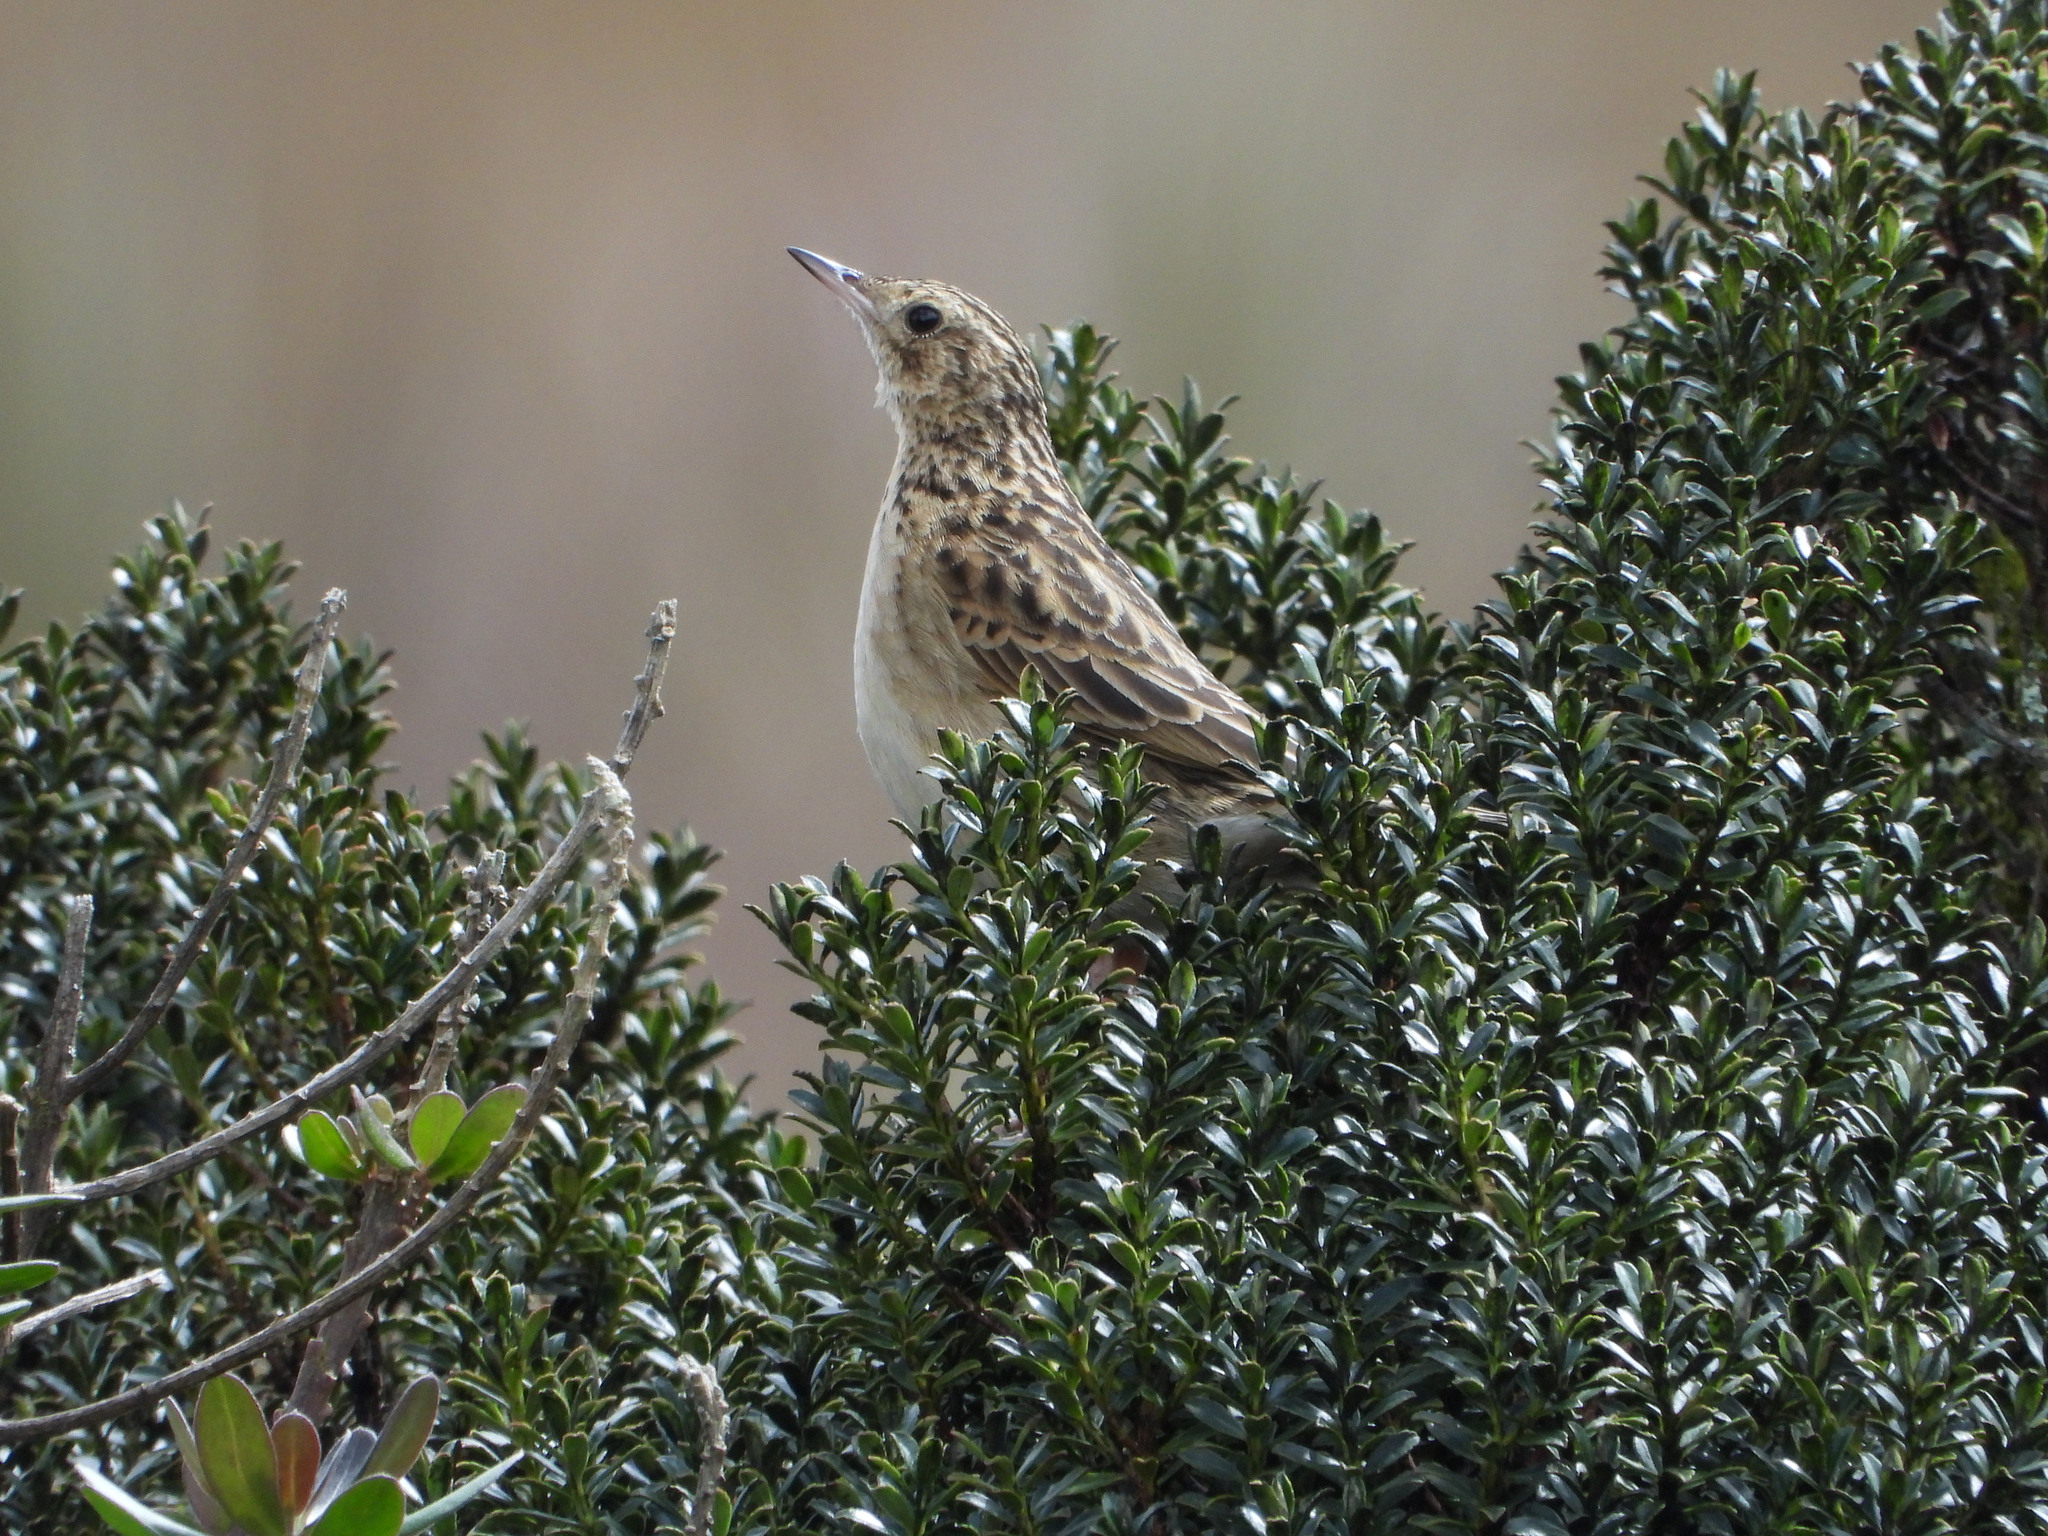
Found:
[788,246,1290,912]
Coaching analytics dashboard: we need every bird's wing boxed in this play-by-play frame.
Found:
[935,501,1262,780]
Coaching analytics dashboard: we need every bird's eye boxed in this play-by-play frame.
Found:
[904,303,943,335]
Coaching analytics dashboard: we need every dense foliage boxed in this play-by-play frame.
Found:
[8,3,2048,1533]
[0,515,764,1531]
[735,6,2048,1529]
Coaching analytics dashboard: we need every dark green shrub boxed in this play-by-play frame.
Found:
[725,7,2048,1530]
[9,4,2048,1533]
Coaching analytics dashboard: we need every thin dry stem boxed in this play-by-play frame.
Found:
[63,791,610,1205]
[408,851,507,1110]
[286,599,672,1414]
[2,600,671,1443]
[56,598,672,1205]
[612,598,677,775]
[8,1268,168,1340]
[679,1356,731,1536]
[17,895,94,1255]
[66,590,348,1104]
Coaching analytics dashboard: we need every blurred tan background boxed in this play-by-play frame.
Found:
[0,1,1931,1096]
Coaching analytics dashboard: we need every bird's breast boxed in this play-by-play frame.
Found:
[853,493,1004,818]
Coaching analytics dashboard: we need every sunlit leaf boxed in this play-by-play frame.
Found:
[406,1092,464,1166]
[423,1084,527,1182]
[304,1476,403,1536]
[292,1111,366,1181]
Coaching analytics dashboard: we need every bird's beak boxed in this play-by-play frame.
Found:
[788,247,876,319]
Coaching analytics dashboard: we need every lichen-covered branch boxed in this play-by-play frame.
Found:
[16,895,93,1256]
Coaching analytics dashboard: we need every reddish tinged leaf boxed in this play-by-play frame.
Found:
[271,1410,320,1515]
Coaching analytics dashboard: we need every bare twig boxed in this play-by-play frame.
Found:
[3,601,672,1442]
[65,591,348,1104]
[407,851,508,1110]
[17,895,94,1255]
[611,598,677,776]
[287,602,674,1417]
[678,1356,731,1536]
[0,764,633,1445]
[8,1268,169,1340]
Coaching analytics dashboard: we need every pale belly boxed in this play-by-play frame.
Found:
[854,623,944,816]
[853,522,1001,818]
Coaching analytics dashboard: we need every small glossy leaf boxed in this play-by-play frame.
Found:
[294,1112,366,1181]
[775,1165,815,1209]
[406,1092,464,1166]
[305,1475,403,1536]
[363,1375,440,1479]
[194,1374,289,1536]
[0,1258,59,1296]
[352,1097,417,1173]
[424,1084,527,1181]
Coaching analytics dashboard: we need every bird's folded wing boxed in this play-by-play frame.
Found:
[936,511,1262,780]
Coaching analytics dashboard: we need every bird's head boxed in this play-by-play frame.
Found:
[789,247,1046,444]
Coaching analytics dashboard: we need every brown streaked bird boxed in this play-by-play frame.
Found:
[789,246,1287,904]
